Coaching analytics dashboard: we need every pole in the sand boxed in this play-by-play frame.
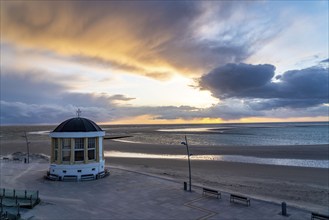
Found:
[22,131,30,164]
[181,135,192,192]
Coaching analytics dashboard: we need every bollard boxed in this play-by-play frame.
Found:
[281,202,287,216]
[184,182,187,191]
[17,204,20,217]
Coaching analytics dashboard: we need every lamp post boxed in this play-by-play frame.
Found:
[181,135,192,192]
[22,131,30,163]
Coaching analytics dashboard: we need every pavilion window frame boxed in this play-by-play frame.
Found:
[61,138,71,162]
[87,137,96,161]
[74,138,85,162]
[54,138,59,161]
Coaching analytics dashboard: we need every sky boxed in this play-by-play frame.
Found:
[0,1,328,125]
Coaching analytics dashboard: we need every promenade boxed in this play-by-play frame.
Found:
[0,161,314,220]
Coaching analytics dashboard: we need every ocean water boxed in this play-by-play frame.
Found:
[109,122,329,146]
[1,122,328,168]
[0,122,328,146]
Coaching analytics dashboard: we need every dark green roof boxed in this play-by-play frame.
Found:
[53,117,103,132]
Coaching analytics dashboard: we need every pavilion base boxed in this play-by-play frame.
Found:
[45,168,110,181]
[45,161,109,181]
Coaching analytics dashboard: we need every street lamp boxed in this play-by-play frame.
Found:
[181,135,192,192]
[22,131,30,164]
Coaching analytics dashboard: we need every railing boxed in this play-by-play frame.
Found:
[0,188,40,209]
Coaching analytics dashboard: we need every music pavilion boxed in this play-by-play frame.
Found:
[47,116,109,181]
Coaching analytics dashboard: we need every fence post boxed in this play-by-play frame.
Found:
[30,195,32,207]
[13,189,15,198]
[25,190,27,199]
[2,189,4,197]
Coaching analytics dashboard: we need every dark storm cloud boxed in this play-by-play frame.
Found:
[0,101,75,124]
[199,63,276,99]
[199,63,329,109]
[0,69,67,104]
[0,68,135,124]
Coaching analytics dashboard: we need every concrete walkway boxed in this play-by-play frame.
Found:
[0,161,314,219]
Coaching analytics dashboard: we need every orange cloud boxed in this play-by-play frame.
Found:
[105,115,328,125]
[1,1,258,80]
[1,2,196,80]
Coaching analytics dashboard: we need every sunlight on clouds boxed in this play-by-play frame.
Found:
[109,115,329,125]
[1,1,328,124]
[107,115,225,125]
[111,74,219,108]
[1,1,185,80]
[3,42,217,108]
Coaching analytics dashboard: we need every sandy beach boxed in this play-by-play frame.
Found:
[1,139,328,214]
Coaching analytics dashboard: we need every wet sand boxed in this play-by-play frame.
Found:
[1,140,328,213]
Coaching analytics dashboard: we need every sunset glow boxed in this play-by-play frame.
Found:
[1,1,328,124]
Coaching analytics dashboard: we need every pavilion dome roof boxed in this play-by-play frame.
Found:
[53,117,103,132]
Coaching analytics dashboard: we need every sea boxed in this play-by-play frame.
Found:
[108,122,329,146]
[0,121,328,146]
[1,122,328,168]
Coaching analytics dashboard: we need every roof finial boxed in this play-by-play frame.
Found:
[76,108,82,118]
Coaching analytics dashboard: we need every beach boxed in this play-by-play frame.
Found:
[1,138,328,214]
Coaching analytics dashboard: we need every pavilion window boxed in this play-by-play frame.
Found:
[88,138,96,160]
[75,138,84,161]
[54,138,58,161]
[62,138,71,162]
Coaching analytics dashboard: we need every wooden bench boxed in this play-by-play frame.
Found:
[230,194,250,206]
[312,212,329,220]
[202,187,221,199]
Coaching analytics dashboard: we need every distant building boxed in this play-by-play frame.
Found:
[46,116,109,181]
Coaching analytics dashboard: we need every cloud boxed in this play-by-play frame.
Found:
[1,2,328,124]
[0,67,136,124]
[0,68,68,104]
[198,63,329,109]
[1,1,282,79]
[199,63,276,99]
